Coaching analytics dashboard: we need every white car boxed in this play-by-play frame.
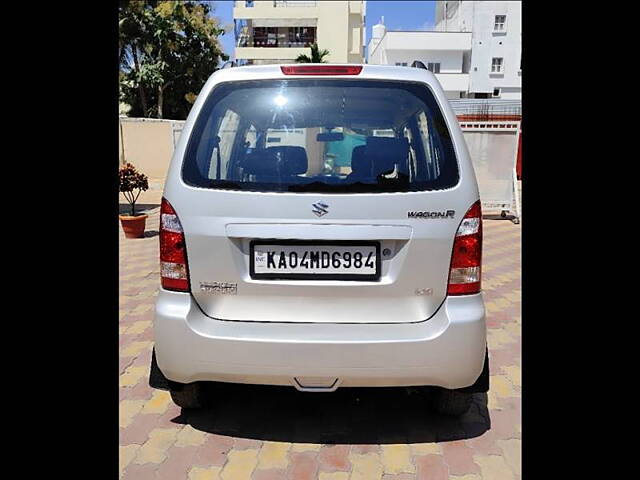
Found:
[149,64,488,416]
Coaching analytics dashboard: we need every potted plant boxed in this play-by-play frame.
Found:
[119,162,149,238]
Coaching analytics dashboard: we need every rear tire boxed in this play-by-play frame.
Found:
[170,383,205,409]
[431,388,473,416]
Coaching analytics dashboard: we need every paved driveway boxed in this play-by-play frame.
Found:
[119,208,521,480]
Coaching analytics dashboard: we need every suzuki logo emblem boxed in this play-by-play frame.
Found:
[312,201,329,217]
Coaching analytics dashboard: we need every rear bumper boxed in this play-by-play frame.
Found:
[153,290,486,390]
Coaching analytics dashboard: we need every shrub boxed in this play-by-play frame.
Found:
[119,163,149,216]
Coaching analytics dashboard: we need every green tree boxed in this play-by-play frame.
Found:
[119,1,228,119]
[295,43,330,63]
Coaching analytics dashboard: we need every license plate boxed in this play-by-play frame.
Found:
[250,241,380,281]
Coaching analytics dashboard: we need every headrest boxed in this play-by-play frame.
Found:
[365,137,409,176]
[266,146,308,175]
[241,150,280,175]
[350,146,369,175]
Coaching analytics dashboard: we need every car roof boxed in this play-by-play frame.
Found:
[207,63,440,86]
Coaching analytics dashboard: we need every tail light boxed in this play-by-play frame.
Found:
[280,65,363,75]
[160,198,190,292]
[447,200,482,295]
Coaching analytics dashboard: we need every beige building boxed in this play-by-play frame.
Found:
[233,1,365,65]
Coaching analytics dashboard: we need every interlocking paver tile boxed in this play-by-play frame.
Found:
[253,469,289,480]
[348,452,384,480]
[501,365,521,388]
[121,462,158,480]
[141,390,172,415]
[409,443,441,456]
[473,454,515,480]
[381,474,418,480]
[291,443,323,452]
[319,473,351,480]
[120,412,166,445]
[120,399,146,429]
[120,197,522,479]
[126,320,152,335]
[121,340,153,358]
[193,434,234,467]
[380,445,415,475]
[497,439,521,477]
[188,466,222,480]
[351,445,380,455]
[316,445,350,473]
[256,441,291,470]
[133,427,179,464]
[220,449,259,480]
[175,425,209,448]
[414,454,449,480]
[120,365,149,388]
[120,444,140,477]
[121,377,154,402]
[288,450,320,480]
[234,438,263,450]
[440,441,480,476]
[490,375,516,399]
[154,444,201,479]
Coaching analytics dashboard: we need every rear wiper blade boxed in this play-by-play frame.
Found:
[287,181,329,192]
[205,179,242,190]
[287,181,377,193]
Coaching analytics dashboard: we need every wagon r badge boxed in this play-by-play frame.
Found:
[408,210,455,219]
[312,201,329,217]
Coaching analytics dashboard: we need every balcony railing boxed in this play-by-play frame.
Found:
[236,1,317,9]
[274,1,317,6]
[237,37,315,48]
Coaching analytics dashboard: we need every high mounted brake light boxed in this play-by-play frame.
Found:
[447,201,482,295]
[280,65,363,76]
[160,198,190,292]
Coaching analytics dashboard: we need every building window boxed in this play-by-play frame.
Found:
[395,62,408,66]
[427,62,440,73]
[493,88,501,97]
[494,15,506,31]
[251,27,315,48]
[288,27,316,47]
[253,27,278,47]
[491,57,503,73]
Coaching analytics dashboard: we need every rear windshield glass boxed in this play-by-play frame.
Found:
[182,79,459,193]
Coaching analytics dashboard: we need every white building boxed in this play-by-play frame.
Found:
[367,19,471,99]
[233,1,366,65]
[367,1,521,100]
[435,1,521,99]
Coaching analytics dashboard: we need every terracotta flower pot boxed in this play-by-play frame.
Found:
[119,214,148,239]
